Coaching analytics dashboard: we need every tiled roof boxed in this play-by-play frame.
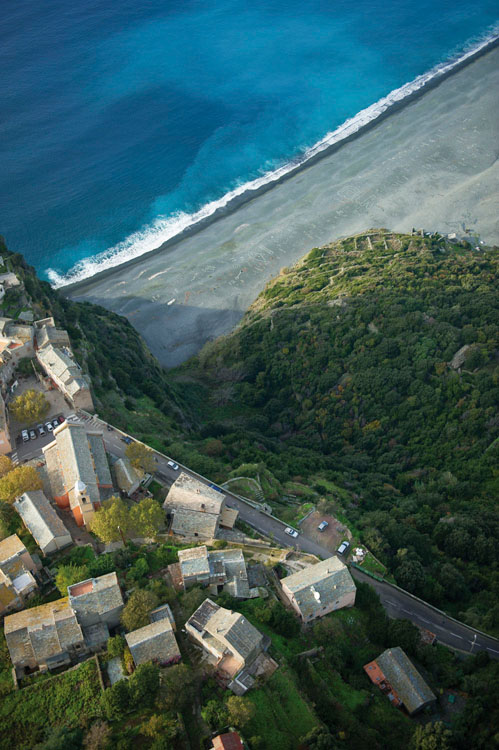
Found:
[125,618,180,666]
[43,423,110,509]
[178,546,211,577]
[149,603,175,625]
[4,597,84,666]
[188,598,263,664]
[212,732,244,750]
[68,572,123,619]
[171,507,218,539]
[14,491,71,551]
[164,472,225,515]
[376,647,436,714]
[282,557,356,618]
[114,457,142,493]
[37,345,81,381]
[0,534,26,563]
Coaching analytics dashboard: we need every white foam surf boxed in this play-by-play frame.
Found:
[48,28,498,289]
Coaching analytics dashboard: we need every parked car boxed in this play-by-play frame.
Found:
[45,422,53,431]
[121,436,133,445]
[52,419,59,430]
[167,460,179,471]
[29,429,37,440]
[209,482,224,493]
[57,415,65,424]
[285,527,299,538]
[37,424,46,437]
[21,429,29,442]
[318,520,329,532]
[337,541,350,556]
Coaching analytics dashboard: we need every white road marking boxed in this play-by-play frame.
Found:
[449,633,464,639]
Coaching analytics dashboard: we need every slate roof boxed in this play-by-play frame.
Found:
[37,345,81,383]
[149,603,175,626]
[4,597,84,666]
[164,473,225,514]
[68,572,123,619]
[114,457,142,494]
[178,546,211,577]
[14,491,71,551]
[125,618,180,666]
[0,534,26,563]
[282,557,356,618]
[188,599,264,664]
[35,325,70,350]
[375,647,436,715]
[171,507,219,539]
[43,422,112,511]
[178,546,250,598]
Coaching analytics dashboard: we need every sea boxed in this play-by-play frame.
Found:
[1,0,497,287]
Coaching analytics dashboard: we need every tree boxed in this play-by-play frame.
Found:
[387,619,420,656]
[125,442,156,474]
[160,664,196,712]
[107,634,126,659]
[0,456,13,479]
[226,695,256,728]
[130,497,164,538]
[301,726,339,749]
[121,589,158,631]
[90,496,130,542]
[128,663,160,707]
[100,680,130,721]
[83,721,111,750]
[34,727,83,750]
[0,465,43,503]
[9,389,49,424]
[55,564,90,596]
[201,699,228,729]
[141,714,180,742]
[410,722,452,750]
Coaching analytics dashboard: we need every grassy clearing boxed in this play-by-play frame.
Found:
[245,668,318,750]
[0,659,102,750]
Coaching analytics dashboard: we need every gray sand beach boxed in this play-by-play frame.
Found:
[68,47,499,367]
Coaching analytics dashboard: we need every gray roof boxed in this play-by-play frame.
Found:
[14,491,71,551]
[125,619,180,666]
[4,597,84,666]
[178,546,211,577]
[68,572,123,618]
[282,557,356,618]
[43,423,112,510]
[164,472,225,515]
[149,603,175,625]
[178,546,250,598]
[188,599,263,663]
[376,647,436,714]
[114,457,142,493]
[171,507,219,539]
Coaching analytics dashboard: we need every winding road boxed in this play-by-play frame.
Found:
[85,412,499,660]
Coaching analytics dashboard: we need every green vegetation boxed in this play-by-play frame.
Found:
[0,659,101,750]
[171,232,499,635]
[9,389,49,424]
[0,465,43,504]
[89,496,164,542]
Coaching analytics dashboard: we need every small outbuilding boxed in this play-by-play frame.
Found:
[363,646,436,715]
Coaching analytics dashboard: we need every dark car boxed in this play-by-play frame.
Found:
[57,415,65,424]
[29,429,37,440]
[52,419,59,430]
[121,436,133,445]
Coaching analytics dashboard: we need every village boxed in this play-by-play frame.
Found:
[0,260,460,749]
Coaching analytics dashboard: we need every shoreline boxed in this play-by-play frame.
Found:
[62,33,499,295]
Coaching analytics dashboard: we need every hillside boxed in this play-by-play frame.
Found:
[172,230,499,633]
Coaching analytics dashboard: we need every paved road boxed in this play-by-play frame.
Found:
[43,412,499,660]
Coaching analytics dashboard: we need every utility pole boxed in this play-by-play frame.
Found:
[470,633,477,653]
[117,525,126,546]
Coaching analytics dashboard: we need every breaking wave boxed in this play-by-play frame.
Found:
[48,27,498,288]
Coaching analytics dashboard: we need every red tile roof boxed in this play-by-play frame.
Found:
[212,732,244,750]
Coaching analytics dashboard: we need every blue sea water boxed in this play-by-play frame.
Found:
[0,0,497,285]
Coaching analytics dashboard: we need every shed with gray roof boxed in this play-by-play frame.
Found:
[364,647,436,715]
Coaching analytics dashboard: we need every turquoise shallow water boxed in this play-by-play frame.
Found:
[0,0,497,283]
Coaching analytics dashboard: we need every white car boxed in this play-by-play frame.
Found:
[284,527,299,538]
[21,429,29,442]
[45,421,53,431]
[167,460,179,471]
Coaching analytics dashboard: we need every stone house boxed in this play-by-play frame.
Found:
[14,490,72,555]
[280,557,356,622]
[5,598,87,676]
[125,617,181,668]
[177,546,252,598]
[186,598,275,694]
[0,534,39,617]
[36,344,93,412]
[43,421,114,527]
[163,473,238,540]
